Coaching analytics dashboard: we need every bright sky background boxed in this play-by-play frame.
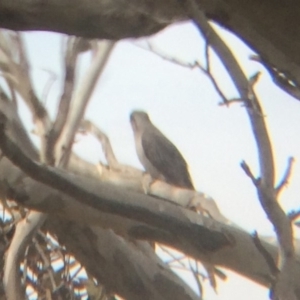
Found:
[16,20,300,299]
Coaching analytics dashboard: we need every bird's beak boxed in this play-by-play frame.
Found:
[130,114,134,123]
[130,115,137,131]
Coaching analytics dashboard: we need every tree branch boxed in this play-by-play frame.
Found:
[0,93,203,300]
[2,104,300,290]
[250,55,300,102]
[276,157,295,197]
[3,211,47,300]
[240,160,259,186]
[187,4,298,299]
[45,37,81,165]
[252,231,279,278]
[0,110,230,250]
[55,40,115,167]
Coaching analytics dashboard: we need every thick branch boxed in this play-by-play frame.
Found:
[3,212,47,300]
[0,95,201,300]
[189,8,297,300]
[0,112,229,252]
[1,108,300,288]
[45,37,81,165]
[55,40,115,166]
[0,0,300,91]
[0,0,172,38]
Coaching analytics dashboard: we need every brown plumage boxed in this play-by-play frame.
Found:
[130,111,194,189]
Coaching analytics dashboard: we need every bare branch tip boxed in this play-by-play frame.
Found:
[276,156,296,195]
[287,209,300,222]
[249,71,261,87]
[249,54,260,62]
[240,160,256,182]
[251,231,279,276]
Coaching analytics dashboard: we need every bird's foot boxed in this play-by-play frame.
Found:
[142,173,154,194]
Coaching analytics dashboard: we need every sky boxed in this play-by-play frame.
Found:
[15,20,300,299]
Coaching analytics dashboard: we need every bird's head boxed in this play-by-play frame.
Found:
[130,110,150,131]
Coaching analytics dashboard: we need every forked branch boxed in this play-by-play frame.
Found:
[186,1,297,298]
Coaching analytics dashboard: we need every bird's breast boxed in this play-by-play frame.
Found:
[134,132,163,180]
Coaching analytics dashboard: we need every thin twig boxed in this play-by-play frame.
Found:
[252,231,279,300]
[252,231,279,277]
[134,41,198,69]
[276,157,295,196]
[240,160,259,185]
[219,98,244,106]
[41,69,57,106]
[7,80,17,108]
[188,259,203,299]
[196,61,229,104]
[250,55,300,102]
[33,237,57,290]
[158,245,187,267]
[80,120,118,167]
[69,263,83,281]
[287,210,300,222]
[202,41,229,104]
[14,33,51,128]
[135,40,229,104]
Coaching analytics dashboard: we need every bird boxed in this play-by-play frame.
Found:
[130,110,194,190]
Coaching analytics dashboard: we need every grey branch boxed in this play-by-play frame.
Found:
[55,40,115,167]
[188,4,298,299]
[0,105,296,289]
[276,157,295,197]
[250,55,300,102]
[0,91,201,300]
[45,37,81,165]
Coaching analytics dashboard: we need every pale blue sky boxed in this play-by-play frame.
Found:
[18,21,300,299]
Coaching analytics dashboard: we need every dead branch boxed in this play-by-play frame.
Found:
[135,41,229,104]
[2,39,116,299]
[276,157,295,197]
[199,42,228,104]
[0,28,225,300]
[134,41,198,68]
[55,40,116,167]
[186,2,298,298]
[250,55,300,101]
[32,236,57,290]
[288,210,300,222]
[0,31,51,161]
[12,33,51,129]
[188,259,203,299]
[240,160,259,185]
[80,119,121,169]
[0,33,52,299]
[2,104,300,290]
[0,112,230,252]
[45,37,81,165]
[252,231,279,278]
[3,211,47,300]
[80,119,227,223]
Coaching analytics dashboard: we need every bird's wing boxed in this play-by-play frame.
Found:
[141,126,194,189]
